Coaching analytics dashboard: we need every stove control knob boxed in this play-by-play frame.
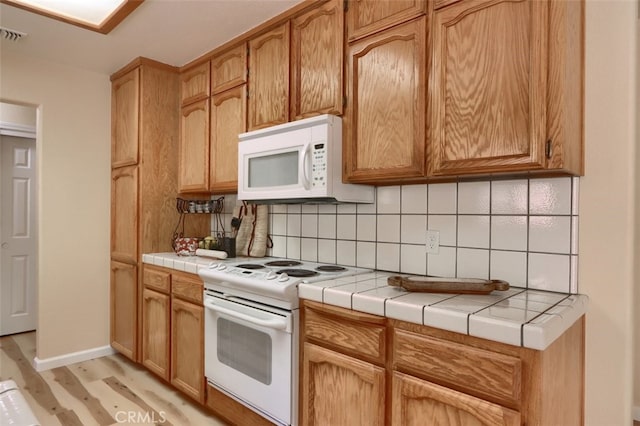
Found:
[208,262,218,269]
[266,270,277,280]
[217,264,227,271]
[277,273,289,282]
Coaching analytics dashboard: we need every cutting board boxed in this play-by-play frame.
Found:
[388,276,510,295]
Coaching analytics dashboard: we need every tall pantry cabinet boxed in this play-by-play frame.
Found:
[110,58,207,361]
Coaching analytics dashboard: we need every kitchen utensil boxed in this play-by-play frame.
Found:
[387,276,510,294]
[195,249,228,259]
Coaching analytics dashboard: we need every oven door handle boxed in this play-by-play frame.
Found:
[204,299,289,331]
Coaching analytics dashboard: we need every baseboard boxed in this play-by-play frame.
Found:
[634,406,640,421]
[33,345,115,372]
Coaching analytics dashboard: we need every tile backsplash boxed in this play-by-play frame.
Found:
[213,177,579,294]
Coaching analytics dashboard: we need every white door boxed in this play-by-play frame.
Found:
[1,135,37,335]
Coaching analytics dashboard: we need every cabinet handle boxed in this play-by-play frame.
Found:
[545,140,553,159]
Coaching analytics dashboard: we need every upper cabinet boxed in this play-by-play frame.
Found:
[428,0,584,177]
[347,0,427,42]
[211,43,247,94]
[291,0,345,120]
[180,62,210,107]
[179,99,210,193]
[248,23,290,131]
[111,69,139,168]
[344,16,427,183]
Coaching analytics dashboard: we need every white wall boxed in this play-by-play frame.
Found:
[582,0,637,424]
[0,49,111,359]
[0,102,36,127]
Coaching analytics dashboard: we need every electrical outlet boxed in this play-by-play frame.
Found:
[426,229,440,254]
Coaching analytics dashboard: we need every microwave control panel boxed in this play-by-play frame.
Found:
[311,142,328,188]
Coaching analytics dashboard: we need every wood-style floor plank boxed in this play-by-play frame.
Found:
[0,332,228,426]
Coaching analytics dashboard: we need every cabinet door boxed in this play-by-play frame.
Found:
[429,0,548,176]
[141,288,170,380]
[391,372,520,426]
[291,0,344,120]
[345,17,426,183]
[302,342,385,426]
[179,99,210,192]
[211,43,247,94]
[181,62,210,106]
[347,0,427,42]
[111,166,138,264]
[171,297,204,403]
[210,85,246,193]
[110,261,138,360]
[111,68,139,168]
[248,23,290,130]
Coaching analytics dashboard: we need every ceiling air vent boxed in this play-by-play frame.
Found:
[0,27,27,41]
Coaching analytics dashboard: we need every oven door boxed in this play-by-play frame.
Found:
[204,292,294,425]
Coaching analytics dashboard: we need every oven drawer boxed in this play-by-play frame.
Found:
[143,265,171,293]
[303,300,386,364]
[172,272,203,304]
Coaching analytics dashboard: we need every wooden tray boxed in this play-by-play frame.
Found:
[388,276,510,295]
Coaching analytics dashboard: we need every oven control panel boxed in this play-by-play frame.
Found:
[311,142,327,189]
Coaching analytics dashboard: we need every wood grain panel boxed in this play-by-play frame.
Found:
[393,328,522,408]
[347,0,427,42]
[142,265,171,293]
[303,301,386,364]
[291,0,344,120]
[111,69,139,168]
[429,0,548,175]
[391,372,520,426]
[211,43,247,94]
[210,85,246,193]
[171,297,204,403]
[345,17,426,182]
[110,261,137,360]
[180,61,210,106]
[302,342,385,426]
[206,383,274,426]
[141,288,170,381]
[179,99,210,192]
[171,271,203,304]
[248,23,290,130]
[111,166,138,264]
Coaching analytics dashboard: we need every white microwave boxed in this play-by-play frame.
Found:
[237,114,374,203]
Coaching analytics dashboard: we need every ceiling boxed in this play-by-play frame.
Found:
[0,0,302,75]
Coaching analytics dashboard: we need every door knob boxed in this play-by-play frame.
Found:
[1,242,8,249]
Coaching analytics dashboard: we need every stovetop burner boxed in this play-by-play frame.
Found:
[236,264,266,270]
[265,260,303,267]
[316,265,347,272]
[276,268,319,278]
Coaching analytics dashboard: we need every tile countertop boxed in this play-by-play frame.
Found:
[298,271,588,351]
[142,253,588,351]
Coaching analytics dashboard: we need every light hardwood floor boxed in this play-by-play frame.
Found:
[0,332,228,426]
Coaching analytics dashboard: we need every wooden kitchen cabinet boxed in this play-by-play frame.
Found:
[180,61,210,106]
[248,23,290,131]
[344,17,427,183]
[428,0,584,177]
[179,98,210,193]
[300,300,585,426]
[110,59,209,362]
[111,69,139,168]
[110,261,138,360]
[290,0,344,120]
[211,43,247,94]
[210,85,246,193]
[347,0,427,42]
[141,265,205,403]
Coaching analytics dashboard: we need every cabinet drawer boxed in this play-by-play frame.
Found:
[171,272,203,304]
[393,328,522,408]
[303,301,386,364]
[142,266,170,293]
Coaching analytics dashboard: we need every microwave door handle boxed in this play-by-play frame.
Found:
[300,145,311,190]
[203,299,288,331]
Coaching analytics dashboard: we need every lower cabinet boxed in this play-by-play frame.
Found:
[141,265,205,404]
[110,260,138,360]
[300,299,584,426]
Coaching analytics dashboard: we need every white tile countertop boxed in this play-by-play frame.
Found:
[298,271,588,351]
[142,252,236,274]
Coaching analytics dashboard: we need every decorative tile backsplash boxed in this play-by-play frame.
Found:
[213,177,579,294]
